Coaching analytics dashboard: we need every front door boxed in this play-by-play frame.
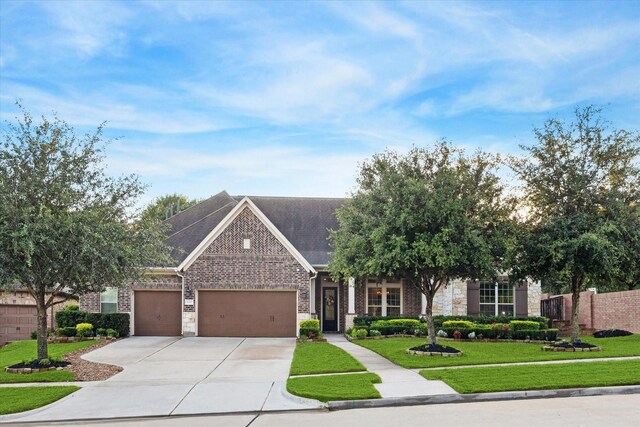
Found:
[322,287,338,332]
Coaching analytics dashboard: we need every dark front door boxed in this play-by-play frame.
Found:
[322,287,338,332]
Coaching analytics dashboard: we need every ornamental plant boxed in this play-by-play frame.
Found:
[76,323,94,338]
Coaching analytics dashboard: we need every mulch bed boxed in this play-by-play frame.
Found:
[593,329,633,338]
[542,341,602,352]
[63,338,123,381]
[407,343,463,357]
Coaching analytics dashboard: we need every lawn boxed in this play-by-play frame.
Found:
[354,335,640,368]
[0,340,98,383]
[289,342,366,375]
[287,373,381,402]
[422,359,640,393]
[0,386,80,415]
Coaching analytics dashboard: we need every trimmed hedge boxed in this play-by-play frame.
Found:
[442,320,476,329]
[56,310,130,337]
[299,319,321,338]
[440,327,559,341]
[432,315,549,330]
[509,320,541,331]
[353,315,422,327]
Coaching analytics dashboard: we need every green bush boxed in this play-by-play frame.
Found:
[353,315,422,327]
[106,328,119,338]
[76,323,94,338]
[356,329,368,338]
[55,310,86,329]
[55,327,77,337]
[370,320,390,328]
[56,310,130,337]
[299,319,320,338]
[442,320,476,329]
[369,329,381,337]
[96,328,107,336]
[64,303,79,311]
[31,330,37,339]
[432,315,549,329]
[509,320,541,331]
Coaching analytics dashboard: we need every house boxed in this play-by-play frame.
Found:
[0,287,76,346]
[79,191,542,337]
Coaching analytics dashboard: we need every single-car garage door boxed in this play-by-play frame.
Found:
[0,305,37,346]
[134,291,182,336]
[198,290,296,337]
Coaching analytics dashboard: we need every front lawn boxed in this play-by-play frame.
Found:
[0,340,98,383]
[287,373,381,402]
[289,342,366,375]
[422,359,640,393]
[354,334,640,368]
[0,386,80,414]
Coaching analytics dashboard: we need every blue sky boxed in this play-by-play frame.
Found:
[1,1,639,205]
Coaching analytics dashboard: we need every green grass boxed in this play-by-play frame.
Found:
[0,340,98,383]
[353,335,640,369]
[287,373,381,402]
[422,359,640,393]
[289,342,366,375]
[0,386,80,414]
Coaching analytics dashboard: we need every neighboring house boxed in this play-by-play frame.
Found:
[0,288,76,346]
[80,191,542,337]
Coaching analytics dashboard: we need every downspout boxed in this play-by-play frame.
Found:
[309,270,318,319]
[176,268,185,337]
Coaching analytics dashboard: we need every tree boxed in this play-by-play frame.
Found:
[510,106,640,342]
[0,106,172,360]
[329,142,515,346]
[139,193,200,223]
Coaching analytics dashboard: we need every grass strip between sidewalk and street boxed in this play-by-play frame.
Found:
[421,359,640,393]
[0,340,98,383]
[287,372,381,402]
[0,386,80,415]
[354,335,640,368]
[289,342,366,375]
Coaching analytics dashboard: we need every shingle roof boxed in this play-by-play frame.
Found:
[162,191,345,267]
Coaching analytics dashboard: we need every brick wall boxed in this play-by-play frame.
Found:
[548,289,640,333]
[403,281,422,315]
[184,207,310,313]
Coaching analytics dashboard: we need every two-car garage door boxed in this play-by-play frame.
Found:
[199,291,296,337]
[133,290,297,337]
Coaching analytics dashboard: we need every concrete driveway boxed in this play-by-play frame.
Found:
[6,337,322,422]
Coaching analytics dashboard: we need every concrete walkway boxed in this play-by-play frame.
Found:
[325,335,456,398]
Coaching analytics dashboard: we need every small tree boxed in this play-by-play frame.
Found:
[0,105,172,360]
[139,193,200,223]
[510,106,639,342]
[329,142,515,346]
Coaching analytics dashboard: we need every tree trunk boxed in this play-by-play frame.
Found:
[424,290,437,346]
[570,276,582,343]
[35,291,49,360]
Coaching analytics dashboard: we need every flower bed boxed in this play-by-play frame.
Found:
[5,359,70,374]
[543,341,602,352]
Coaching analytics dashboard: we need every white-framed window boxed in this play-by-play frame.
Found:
[480,281,514,316]
[366,281,402,316]
[100,288,118,313]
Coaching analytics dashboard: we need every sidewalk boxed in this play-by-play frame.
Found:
[325,335,456,398]
[418,355,640,371]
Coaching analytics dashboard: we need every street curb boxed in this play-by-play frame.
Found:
[327,385,640,410]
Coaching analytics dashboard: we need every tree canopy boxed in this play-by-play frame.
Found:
[0,106,172,359]
[329,141,515,345]
[509,105,640,340]
[139,193,200,223]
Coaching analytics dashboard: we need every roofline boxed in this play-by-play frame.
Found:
[233,194,347,201]
[146,267,179,275]
[177,197,316,274]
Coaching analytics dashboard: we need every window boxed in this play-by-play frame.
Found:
[100,288,118,313]
[367,281,402,316]
[480,281,514,316]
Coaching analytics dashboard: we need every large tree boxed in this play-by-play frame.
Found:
[510,106,639,342]
[139,193,200,223]
[329,142,515,346]
[0,106,172,360]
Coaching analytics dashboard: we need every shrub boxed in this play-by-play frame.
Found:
[443,320,476,329]
[356,329,368,338]
[299,319,320,338]
[509,320,541,331]
[106,328,119,338]
[432,315,549,329]
[345,327,353,336]
[96,328,107,336]
[56,327,77,337]
[299,334,308,341]
[593,329,633,338]
[370,320,391,329]
[76,323,94,338]
[452,330,462,339]
[369,329,382,337]
[31,331,37,340]
[436,329,448,338]
[64,303,79,311]
[468,331,476,339]
[353,315,422,327]
[55,310,86,329]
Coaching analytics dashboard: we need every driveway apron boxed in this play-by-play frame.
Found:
[3,336,321,423]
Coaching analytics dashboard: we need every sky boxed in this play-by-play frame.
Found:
[1,0,639,206]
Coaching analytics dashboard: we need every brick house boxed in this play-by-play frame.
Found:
[80,191,541,337]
